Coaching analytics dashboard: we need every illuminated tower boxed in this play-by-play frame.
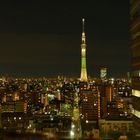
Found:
[100,67,107,81]
[80,18,88,82]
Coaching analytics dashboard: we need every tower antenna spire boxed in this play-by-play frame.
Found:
[82,18,85,33]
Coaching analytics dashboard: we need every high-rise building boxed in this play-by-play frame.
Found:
[100,67,107,80]
[130,0,140,134]
[80,90,100,121]
[79,86,100,133]
[80,18,88,82]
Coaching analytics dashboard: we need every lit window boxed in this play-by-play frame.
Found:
[132,89,140,97]
[133,109,140,119]
[133,70,140,77]
[70,130,74,136]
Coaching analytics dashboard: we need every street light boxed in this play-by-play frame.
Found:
[72,124,75,129]
[70,130,75,137]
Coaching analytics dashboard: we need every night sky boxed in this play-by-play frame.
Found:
[0,0,131,78]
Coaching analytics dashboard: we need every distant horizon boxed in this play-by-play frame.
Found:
[0,71,130,79]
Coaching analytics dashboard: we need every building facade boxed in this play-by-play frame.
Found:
[100,67,107,81]
[79,83,100,121]
[130,0,140,134]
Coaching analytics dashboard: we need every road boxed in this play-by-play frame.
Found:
[72,92,81,139]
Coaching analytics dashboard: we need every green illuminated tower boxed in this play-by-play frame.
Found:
[80,18,88,81]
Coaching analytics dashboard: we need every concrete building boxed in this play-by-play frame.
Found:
[99,119,134,137]
[130,0,140,135]
[1,101,27,113]
[79,83,100,121]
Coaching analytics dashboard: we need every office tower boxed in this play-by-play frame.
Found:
[100,85,113,118]
[130,0,140,134]
[100,67,107,80]
[80,18,88,82]
[79,86,100,133]
[79,87,100,121]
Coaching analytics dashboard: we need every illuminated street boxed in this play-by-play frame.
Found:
[71,91,81,139]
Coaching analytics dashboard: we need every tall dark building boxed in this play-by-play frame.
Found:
[79,82,100,121]
[130,0,140,135]
[79,89,100,121]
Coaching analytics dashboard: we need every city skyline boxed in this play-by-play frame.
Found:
[0,1,131,77]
